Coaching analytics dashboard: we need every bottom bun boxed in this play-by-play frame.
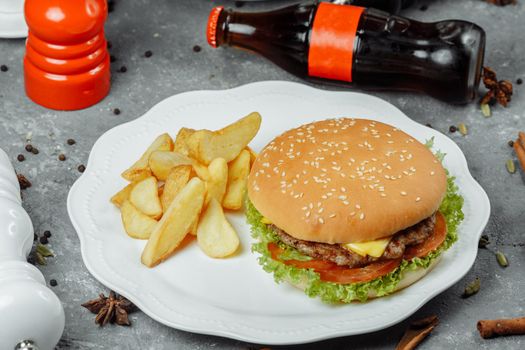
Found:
[287,255,442,302]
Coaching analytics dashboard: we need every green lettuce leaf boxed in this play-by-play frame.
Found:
[246,149,464,303]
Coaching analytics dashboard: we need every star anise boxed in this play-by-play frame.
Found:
[82,291,135,326]
[480,67,513,107]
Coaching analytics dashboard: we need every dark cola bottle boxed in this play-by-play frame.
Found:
[207,1,485,104]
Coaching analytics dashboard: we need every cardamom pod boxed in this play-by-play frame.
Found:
[506,159,516,174]
[36,244,54,257]
[458,123,468,136]
[35,252,46,265]
[462,277,480,298]
[481,104,491,118]
[496,251,509,267]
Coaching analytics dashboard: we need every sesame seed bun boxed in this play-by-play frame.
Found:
[247,118,447,244]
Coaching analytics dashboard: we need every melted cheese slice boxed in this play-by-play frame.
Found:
[341,238,391,258]
[261,217,272,224]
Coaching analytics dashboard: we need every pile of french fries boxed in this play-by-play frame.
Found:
[110,112,261,267]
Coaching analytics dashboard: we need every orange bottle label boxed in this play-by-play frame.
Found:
[308,3,365,83]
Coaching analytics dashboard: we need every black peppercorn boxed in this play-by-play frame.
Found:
[110,55,116,63]
[516,78,523,85]
[25,144,33,152]
[58,154,66,161]
[67,138,76,145]
[193,45,202,53]
[39,236,48,245]
[31,147,39,155]
[508,140,514,147]
[50,279,58,287]
[17,154,25,162]
[0,65,8,72]
[449,125,457,133]
[78,164,86,173]
[44,230,52,238]
[144,50,153,58]
[119,66,127,73]
[113,108,121,115]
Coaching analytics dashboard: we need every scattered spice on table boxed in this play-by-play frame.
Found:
[485,0,517,6]
[119,66,127,73]
[113,108,121,115]
[50,279,58,287]
[17,154,25,162]
[478,235,490,248]
[39,235,49,245]
[506,159,516,174]
[495,251,509,267]
[31,147,39,155]
[517,78,523,85]
[17,174,32,189]
[67,138,76,145]
[44,230,52,238]
[395,315,439,350]
[25,144,33,152]
[78,164,86,173]
[478,317,525,339]
[35,243,53,265]
[513,132,525,172]
[449,125,457,133]
[193,45,202,53]
[480,67,513,108]
[508,140,514,147]
[462,277,481,298]
[0,64,8,72]
[458,123,468,136]
[144,50,153,58]
[480,103,491,118]
[58,154,66,161]
[82,291,136,327]
[110,55,116,63]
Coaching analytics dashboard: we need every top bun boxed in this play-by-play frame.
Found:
[247,118,447,244]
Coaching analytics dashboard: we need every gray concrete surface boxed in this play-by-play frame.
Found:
[0,0,524,349]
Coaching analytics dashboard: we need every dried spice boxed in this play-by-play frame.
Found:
[496,251,508,267]
[193,45,202,53]
[449,125,457,133]
[39,236,49,245]
[0,64,8,72]
[480,104,491,118]
[485,0,516,5]
[17,174,32,189]
[478,235,490,249]
[17,154,25,162]
[508,140,514,147]
[506,159,516,174]
[462,277,480,298]
[480,67,513,107]
[67,139,76,145]
[517,78,523,85]
[113,108,121,115]
[82,291,136,327]
[119,66,127,73]
[44,230,52,238]
[458,123,468,136]
[25,144,33,152]
[110,55,116,63]
[78,164,86,173]
[50,279,58,287]
[31,147,39,154]
[478,317,525,338]
[58,154,66,161]
[36,243,53,258]
[395,315,439,350]
[144,50,153,58]
[514,134,525,172]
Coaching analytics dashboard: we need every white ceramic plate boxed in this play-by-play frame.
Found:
[68,81,490,345]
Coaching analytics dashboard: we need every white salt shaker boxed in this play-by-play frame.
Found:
[0,149,64,350]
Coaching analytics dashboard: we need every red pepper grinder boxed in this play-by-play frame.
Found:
[24,0,110,110]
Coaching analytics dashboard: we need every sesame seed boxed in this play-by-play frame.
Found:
[306,211,311,217]
[319,218,324,224]
[360,213,365,220]
[329,213,336,218]
[430,171,435,176]
[400,191,407,196]
[380,193,387,197]
[350,211,356,216]
[416,197,421,202]
[343,201,350,205]
[355,204,361,209]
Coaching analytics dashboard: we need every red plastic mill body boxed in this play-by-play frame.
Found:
[24,0,110,110]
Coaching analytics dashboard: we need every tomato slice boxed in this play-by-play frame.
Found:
[403,211,447,260]
[268,242,401,284]
[318,258,402,284]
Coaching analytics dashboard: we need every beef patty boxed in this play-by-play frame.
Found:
[270,213,436,268]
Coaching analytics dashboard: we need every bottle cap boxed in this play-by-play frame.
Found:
[23,0,110,110]
[207,6,224,48]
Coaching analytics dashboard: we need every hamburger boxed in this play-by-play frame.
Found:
[246,118,464,303]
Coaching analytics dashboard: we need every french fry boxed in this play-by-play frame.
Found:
[121,200,158,239]
[122,133,173,181]
[223,149,251,210]
[197,198,240,258]
[173,127,195,155]
[192,161,210,181]
[110,170,153,208]
[160,165,192,211]
[186,112,261,165]
[148,151,193,181]
[141,177,206,267]
[205,158,228,205]
[246,146,258,167]
[129,176,163,219]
